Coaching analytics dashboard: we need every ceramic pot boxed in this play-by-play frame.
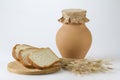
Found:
[56,9,92,59]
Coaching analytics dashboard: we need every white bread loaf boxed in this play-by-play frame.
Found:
[28,48,60,69]
[12,44,34,61]
[19,48,43,68]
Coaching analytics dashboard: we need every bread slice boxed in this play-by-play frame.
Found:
[19,48,43,68]
[28,48,60,69]
[12,44,35,61]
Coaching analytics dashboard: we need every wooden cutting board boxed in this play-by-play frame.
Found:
[7,61,61,75]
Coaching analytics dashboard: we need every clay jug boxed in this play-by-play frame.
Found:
[56,9,92,59]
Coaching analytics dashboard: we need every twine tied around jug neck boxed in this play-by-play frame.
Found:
[58,9,89,24]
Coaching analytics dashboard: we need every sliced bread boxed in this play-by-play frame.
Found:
[12,44,35,61]
[19,48,43,68]
[28,48,60,69]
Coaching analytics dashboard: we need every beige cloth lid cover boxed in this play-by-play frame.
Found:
[58,9,89,24]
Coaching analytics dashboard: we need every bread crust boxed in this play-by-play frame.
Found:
[19,49,33,68]
[12,44,21,61]
[18,48,42,68]
[12,44,36,61]
[27,48,60,69]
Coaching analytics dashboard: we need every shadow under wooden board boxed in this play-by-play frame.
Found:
[7,61,61,75]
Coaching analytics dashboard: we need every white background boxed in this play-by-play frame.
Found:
[0,0,120,80]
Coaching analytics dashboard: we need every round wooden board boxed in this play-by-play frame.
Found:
[7,61,61,75]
